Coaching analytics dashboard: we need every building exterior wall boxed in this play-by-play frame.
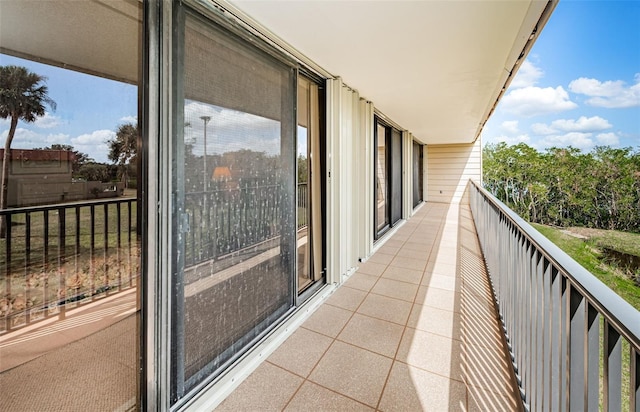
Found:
[426,140,481,204]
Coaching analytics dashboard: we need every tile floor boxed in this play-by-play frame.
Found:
[216,201,523,411]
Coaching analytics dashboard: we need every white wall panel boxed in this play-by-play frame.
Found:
[327,78,374,283]
[426,140,481,204]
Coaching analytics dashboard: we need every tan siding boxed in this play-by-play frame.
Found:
[426,141,481,203]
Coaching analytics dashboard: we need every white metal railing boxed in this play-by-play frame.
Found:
[468,180,639,411]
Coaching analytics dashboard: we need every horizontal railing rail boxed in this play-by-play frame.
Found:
[0,197,139,333]
[468,179,639,411]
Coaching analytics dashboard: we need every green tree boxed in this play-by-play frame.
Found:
[108,122,138,188]
[0,65,56,235]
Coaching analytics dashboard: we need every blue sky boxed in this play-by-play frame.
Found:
[0,54,137,163]
[2,1,638,162]
[482,0,640,152]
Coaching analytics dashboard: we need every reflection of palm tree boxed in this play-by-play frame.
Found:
[108,123,138,188]
[0,65,56,236]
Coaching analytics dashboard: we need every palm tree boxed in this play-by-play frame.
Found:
[108,122,138,189]
[0,65,56,236]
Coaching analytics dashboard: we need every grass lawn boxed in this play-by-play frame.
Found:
[531,223,640,311]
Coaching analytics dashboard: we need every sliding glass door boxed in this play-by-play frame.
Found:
[297,76,324,296]
[413,141,423,207]
[374,118,402,239]
[171,7,296,403]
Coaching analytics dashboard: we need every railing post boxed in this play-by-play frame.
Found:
[58,208,66,319]
[604,319,622,411]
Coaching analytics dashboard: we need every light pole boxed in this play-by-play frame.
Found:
[200,115,211,194]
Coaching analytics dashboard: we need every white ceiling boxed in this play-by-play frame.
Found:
[0,0,554,145]
[0,0,141,84]
[230,0,555,144]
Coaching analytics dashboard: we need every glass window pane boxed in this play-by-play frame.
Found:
[376,124,389,232]
[391,128,403,224]
[172,11,296,401]
[0,1,141,410]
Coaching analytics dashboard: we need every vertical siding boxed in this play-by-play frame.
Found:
[426,140,481,203]
[327,78,374,282]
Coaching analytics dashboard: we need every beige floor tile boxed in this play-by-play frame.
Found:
[401,241,432,252]
[425,260,458,277]
[384,239,406,248]
[326,286,367,312]
[378,361,467,412]
[382,266,423,284]
[397,327,464,382]
[407,303,462,340]
[337,313,404,358]
[267,328,333,377]
[367,252,395,265]
[215,362,303,411]
[357,294,412,325]
[422,273,460,291]
[345,272,379,292]
[467,383,523,412]
[463,341,516,395]
[284,381,374,411]
[415,286,461,312]
[376,244,401,256]
[356,261,388,277]
[308,341,393,407]
[395,247,429,261]
[301,304,353,338]
[390,256,427,272]
[371,278,419,303]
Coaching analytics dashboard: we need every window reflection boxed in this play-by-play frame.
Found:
[0,1,141,406]
[173,12,296,400]
[376,124,389,232]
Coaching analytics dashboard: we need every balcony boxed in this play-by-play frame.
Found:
[214,196,521,410]
[1,181,639,411]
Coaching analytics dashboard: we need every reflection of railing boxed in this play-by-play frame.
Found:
[184,183,281,267]
[469,180,639,411]
[297,182,307,230]
[0,198,139,333]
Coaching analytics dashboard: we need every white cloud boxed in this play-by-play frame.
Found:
[569,75,640,108]
[184,100,281,156]
[119,115,138,124]
[596,132,619,146]
[0,128,72,149]
[34,112,62,129]
[510,60,544,89]
[501,86,578,117]
[483,133,530,146]
[531,123,556,135]
[539,132,594,151]
[71,129,114,162]
[500,120,519,134]
[532,116,612,136]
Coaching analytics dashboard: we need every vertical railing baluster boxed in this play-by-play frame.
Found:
[43,210,50,316]
[103,203,109,294]
[561,276,569,410]
[631,347,639,412]
[542,260,552,411]
[58,208,66,319]
[586,304,599,410]
[75,206,80,300]
[604,320,622,411]
[535,251,544,412]
[128,200,133,286]
[116,201,122,291]
[4,216,12,330]
[24,212,31,325]
[90,205,95,298]
[568,285,585,410]
[550,267,560,411]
